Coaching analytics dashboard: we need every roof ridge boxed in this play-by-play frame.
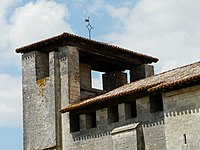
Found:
[154,61,200,77]
[15,32,158,63]
[148,73,200,92]
[62,32,158,61]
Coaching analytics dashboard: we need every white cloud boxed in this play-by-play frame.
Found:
[87,0,105,16]
[0,74,22,127]
[87,0,129,21]
[0,0,73,127]
[72,0,85,8]
[95,0,200,73]
[104,5,129,21]
[0,0,73,69]
[9,0,73,49]
[0,0,18,16]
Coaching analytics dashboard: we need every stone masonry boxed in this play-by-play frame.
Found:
[164,85,200,150]
[18,33,200,150]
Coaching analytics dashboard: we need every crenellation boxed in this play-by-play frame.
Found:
[164,85,200,150]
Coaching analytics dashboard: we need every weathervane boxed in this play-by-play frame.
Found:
[85,17,94,39]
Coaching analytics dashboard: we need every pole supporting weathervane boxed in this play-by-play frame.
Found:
[85,17,94,39]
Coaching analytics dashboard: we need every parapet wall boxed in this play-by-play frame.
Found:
[164,85,200,149]
[63,97,166,150]
[63,84,200,150]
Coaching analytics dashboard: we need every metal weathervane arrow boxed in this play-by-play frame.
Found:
[85,17,94,39]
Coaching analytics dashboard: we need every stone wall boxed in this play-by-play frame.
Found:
[64,97,166,150]
[80,63,91,90]
[80,88,103,100]
[164,85,200,150]
[23,47,82,150]
[135,97,166,150]
[22,51,58,150]
[64,84,200,150]
[59,46,80,104]
[103,71,127,91]
[58,46,81,150]
[22,45,200,150]
[130,64,154,82]
[111,123,144,150]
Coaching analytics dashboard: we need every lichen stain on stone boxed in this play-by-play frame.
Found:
[36,77,49,97]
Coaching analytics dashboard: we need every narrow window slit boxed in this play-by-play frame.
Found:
[183,134,187,144]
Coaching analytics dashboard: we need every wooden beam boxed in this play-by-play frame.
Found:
[79,46,143,65]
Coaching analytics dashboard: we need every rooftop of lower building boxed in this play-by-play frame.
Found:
[60,61,200,114]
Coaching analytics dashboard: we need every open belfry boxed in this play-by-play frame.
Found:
[16,32,200,150]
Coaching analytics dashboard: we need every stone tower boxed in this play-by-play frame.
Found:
[16,33,158,150]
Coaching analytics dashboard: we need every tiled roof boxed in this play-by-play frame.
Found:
[15,32,158,63]
[60,61,200,113]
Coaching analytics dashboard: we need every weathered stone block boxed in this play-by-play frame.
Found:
[130,64,154,82]
[111,123,145,150]
[103,71,127,91]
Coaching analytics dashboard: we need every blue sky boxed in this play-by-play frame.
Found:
[0,0,200,149]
